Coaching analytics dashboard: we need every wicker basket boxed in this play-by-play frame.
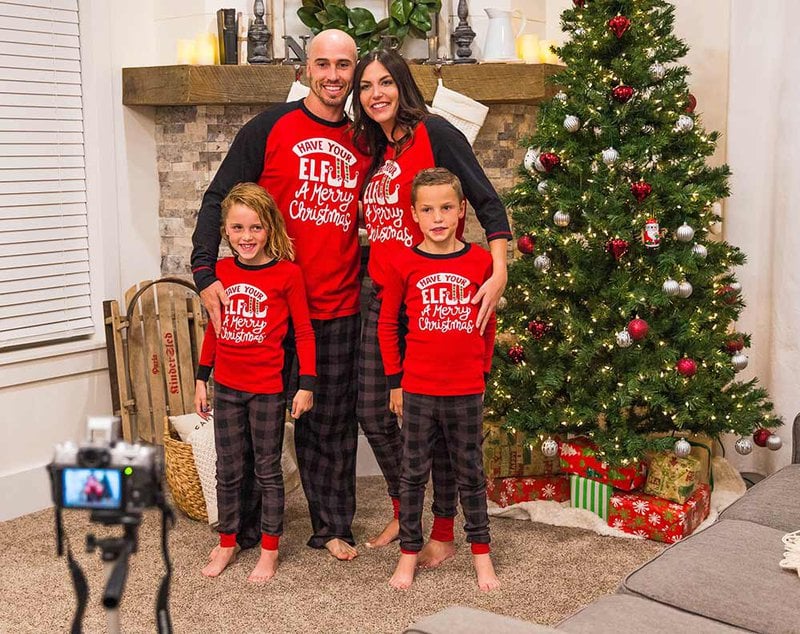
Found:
[163,416,208,522]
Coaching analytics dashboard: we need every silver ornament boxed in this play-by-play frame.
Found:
[620,124,630,136]
[533,254,551,272]
[676,222,695,242]
[675,114,694,133]
[678,280,693,298]
[662,278,680,296]
[602,147,619,165]
[649,62,666,80]
[734,438,753,455]
[537,180,549,194]
[766,434,783,451]
[564,115,581,132]
[524,147,539,175]
[730,281,742,293]
[554,210,571,227]
[692,243,708,258]
[575,27,586,37]
[541,438,559,458]
[497,296,508,311]
[554,91,567,104]
[616,330,633,348]
[674,438,691,458]
[641,125,655,135]
[731,353,749,372]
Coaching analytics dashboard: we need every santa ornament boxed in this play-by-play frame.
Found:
[642,217,661,249]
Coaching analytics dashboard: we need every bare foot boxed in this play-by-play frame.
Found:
[417,539,456,568]
[365,518,399,549]
[202,545,237,577]
[208,544,241,561]
[247,548,279,584]
[389,553,417,590]
[473,553,501,592]
[325,538,358,560]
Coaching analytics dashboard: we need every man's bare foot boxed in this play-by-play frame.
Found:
[417,539,456,568]
[325,538,358,560]
[365,518,399,548]
[247,548,279,584]
[202,545,237,577]
[208,544,241,561]
[473,553,501,592]
[389,552,417,590]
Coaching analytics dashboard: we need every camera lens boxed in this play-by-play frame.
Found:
[78,447,110,468]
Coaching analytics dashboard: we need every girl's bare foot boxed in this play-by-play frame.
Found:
[473,553,500,592]
[389,552,418,590]
[365,518,399,548]
[247,548,279,584]
[202,545,237,577]
[325,538,358,560]
[417,539,456,568]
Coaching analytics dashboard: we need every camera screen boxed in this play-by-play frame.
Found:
[62,468,123,510]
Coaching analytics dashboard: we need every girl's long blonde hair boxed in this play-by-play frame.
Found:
[220,182,295,261]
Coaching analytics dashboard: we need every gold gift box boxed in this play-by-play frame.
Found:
[483,424,561,478]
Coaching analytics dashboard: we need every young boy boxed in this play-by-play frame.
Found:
[377,167,500,592]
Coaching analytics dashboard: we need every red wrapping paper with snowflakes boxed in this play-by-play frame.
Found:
[607,483,710,543]
[559,436,647,491]
[486,476,570,508]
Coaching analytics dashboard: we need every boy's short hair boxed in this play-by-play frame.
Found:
[411,167,465,206]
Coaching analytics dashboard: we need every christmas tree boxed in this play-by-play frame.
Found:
[485,0,782,465]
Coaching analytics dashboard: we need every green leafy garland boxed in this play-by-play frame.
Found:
[298,0,442,54]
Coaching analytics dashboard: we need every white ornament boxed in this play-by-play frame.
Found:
[691,243,708,258]
[497,296,508,311]
[554,91,567,104]
[602,147,619,165]
[616,330,633,348]
[641,125,655,135]
[541,438,559,458]
[534,254,551,272]
[734,438,753,455]
[767,434,783,451]
[676,223,695,242]
[554,210,571,227]
[620,124,630,135]
[732,353,749,372]
[524,147,539,175]
[674,438,691,458]
[662,278,680,296]
[649,62,666,80]
[537,180,549,194]
[678,280,693,298]
[675,114,694,133]
[730,281,742,293]
[575,27,586,37]
[564,115,581,132]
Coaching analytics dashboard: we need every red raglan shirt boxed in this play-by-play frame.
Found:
[362,116,512,295]
[197,257,316,394]
[377,243,496,396]
[192,101,371,320]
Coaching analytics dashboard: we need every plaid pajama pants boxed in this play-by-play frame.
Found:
[357,287,458,517]
[213,383,287,538]
[399,392,490,553]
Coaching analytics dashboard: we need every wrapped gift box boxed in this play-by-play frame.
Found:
[608,483,711,543]
[648,432,713,484]
[644,452,701,504]
[569,475,613,521]
[559,436,646,491]
[486,475,570,508]
[483,423,561,478]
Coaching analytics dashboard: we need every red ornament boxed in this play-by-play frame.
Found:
[605,238,629,261]
[612,85,634,103]
[686,93,697,113]
[725,335,745,353]
[716,285,739,304]
[608,15,631,38]
[527,320,550,340]
[753,428,772,447]
[538,152,561,172]
[627,318,649,341]
[508,344,525,364]
[573,0,585,6]
[517,234,536,255]
[676,357,697,377]
[630,180,652,203]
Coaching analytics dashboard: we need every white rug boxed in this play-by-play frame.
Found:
[488,456,747,539]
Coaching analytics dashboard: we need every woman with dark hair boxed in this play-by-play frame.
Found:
[352,48,512,567]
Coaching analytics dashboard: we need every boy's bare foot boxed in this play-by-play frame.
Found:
[208,544,241,561]
[202,545,237,577]
[389,552,418,590]
[247,548,279,584]
[473,553,501,592]
[325,538,358,560]
[417,539,456,568]
[365,518,399,548]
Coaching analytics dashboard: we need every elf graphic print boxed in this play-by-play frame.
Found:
[363,160,419,249]
[417,273,476,334]
[220,283,270,344]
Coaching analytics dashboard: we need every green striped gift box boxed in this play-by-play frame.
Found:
[570,475,613,521]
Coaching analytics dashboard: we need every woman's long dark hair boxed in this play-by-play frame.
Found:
[351,49,429,170]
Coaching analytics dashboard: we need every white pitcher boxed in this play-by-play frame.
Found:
[483,8,526,61]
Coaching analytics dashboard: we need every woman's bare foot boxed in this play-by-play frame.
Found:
[417,539,456,568]
[365,518,399,548]
[389,553,418,590]
[247,548,279,584]
[325,538,358,560]
[202,545,237,577]
[473,553,501,592]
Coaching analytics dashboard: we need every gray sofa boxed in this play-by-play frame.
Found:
[406,417,800,634]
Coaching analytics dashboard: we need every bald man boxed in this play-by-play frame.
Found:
[191,30,370,560]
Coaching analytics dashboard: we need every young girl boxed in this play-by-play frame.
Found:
[195,182,316,583]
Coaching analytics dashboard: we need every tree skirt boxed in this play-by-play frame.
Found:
[488,456,747,539]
